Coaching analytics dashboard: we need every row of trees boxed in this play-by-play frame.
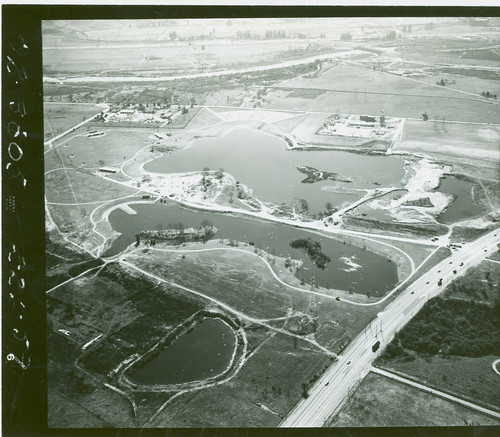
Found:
[481,91,498,99]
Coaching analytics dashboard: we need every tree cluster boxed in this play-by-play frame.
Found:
[236,30,252,39]
[481,91,498,99]
[290,238,331,270]
[385,297,500,358]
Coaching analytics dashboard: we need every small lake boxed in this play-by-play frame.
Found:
[437,176,487,224]
[129,318,236,386]
[106,203,398,295]
[144,128,405,213]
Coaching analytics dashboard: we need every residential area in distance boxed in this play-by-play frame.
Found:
[43,16,500,428]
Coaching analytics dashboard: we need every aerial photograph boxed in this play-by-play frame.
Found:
[43,16,500,427]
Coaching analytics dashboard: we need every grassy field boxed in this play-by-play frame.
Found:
[44,102,104,140]
[150,332,332,427]
[47,127,152,171]
[330,372,499,427]
[396,119,500,163]
[45,167,137,204]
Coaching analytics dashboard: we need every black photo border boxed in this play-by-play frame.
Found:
[2,4,499,437]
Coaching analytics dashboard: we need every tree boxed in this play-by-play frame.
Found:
[422,111,429,121]
[325,202,333,212]
[215,168,224,180]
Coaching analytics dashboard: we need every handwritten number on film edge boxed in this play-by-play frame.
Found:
[5,34,30,371]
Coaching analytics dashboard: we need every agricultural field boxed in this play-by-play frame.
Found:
[329,372,499,427]
[264,63,500,123]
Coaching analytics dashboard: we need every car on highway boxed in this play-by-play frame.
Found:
[347,360,351,365]
[325,381,329,386]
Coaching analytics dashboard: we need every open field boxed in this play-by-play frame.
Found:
[149,332,332,427]
[417,74,500,97]
[395,119,500,163]
[377,355,500,411]
[264,63,500,123]
[47,127,152,171]
[45,167,137,204]
[266,88,500,124]
[43,37,335,76]
[330,372,499,427]
[276,63,470,98]
[44,102,104,140]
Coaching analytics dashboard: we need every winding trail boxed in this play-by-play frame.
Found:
[120,259,334,357]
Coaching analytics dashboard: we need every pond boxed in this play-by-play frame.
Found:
[129,317,237,386]
[144,128,405,213]
[106,203,399,296]
[437,176,488,224]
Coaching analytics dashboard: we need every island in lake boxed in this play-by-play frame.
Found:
[297,165,353,184]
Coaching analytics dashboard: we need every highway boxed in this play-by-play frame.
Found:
[280,228,500,427]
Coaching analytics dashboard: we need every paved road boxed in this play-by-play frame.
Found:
[281,228,500,427]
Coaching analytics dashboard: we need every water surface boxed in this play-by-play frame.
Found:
[107,203,398,295]
[437,176,488,224]
[129,318,236,385]
[145,128,405,213]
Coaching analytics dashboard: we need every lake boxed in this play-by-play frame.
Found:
[144,128,405,213]
[437,176,488,224]
[129,317,236,386]
[106,203,399,295]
